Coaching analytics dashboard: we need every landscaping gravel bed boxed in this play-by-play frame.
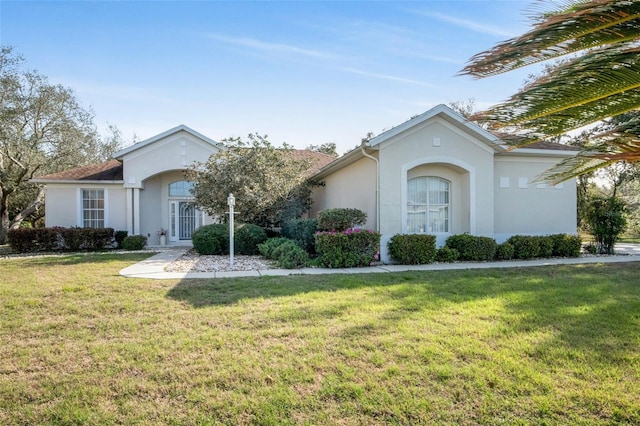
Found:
[165,249,274,272]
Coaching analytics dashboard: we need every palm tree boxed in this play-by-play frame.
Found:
[460,0,640,183]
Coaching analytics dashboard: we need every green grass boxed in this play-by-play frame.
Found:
[1,254,640,424]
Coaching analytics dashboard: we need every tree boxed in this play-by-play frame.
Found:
[188,134,316,228]
[461,0,640,182]
[307,142,338,157]
[448,98,478,119]
[0,47,120,243]
[585,195,627,254]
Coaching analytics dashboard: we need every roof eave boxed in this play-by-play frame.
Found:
[498,148,579,157]
[367,104,503,151]
[311,146,374,180]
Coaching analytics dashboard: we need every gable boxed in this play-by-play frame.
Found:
[368,104,502,152]
[119,127,221,187]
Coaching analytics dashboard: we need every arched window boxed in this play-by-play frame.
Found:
[407,176,449,233]
[169,180,195,197]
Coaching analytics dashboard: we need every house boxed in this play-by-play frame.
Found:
[33,105,578,260]
[309,104,578,262]
[32,125,333,245]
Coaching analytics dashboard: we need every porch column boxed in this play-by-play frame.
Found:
[125,188,133,235]
[133,188,140,235]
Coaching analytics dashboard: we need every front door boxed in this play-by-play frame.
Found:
[169,201,199,242]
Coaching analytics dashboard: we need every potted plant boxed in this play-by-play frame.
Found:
[158,228,168,246]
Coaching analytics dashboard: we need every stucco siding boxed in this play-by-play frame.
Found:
[122,130,219,188]
[139,175,163,241]
[44,185,78,228]
[494,156,577,241]
[377,118,495,255]
[44,183,127,231]
[310,157,377,229]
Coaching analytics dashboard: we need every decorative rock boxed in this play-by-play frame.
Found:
[165,249,274,272]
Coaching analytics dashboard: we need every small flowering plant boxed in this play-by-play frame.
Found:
[158,228,168,236]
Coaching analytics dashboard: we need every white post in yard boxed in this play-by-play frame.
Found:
[227,193,235,267]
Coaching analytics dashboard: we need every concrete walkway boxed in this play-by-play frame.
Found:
[119,244,640,280]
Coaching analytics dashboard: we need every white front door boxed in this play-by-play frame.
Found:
[169,201,201,242]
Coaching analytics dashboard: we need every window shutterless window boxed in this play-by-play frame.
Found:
[169,181,195,197]
[407,176,449,233]
[82,189,105,228]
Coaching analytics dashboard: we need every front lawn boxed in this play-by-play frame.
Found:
[1,254,639,424]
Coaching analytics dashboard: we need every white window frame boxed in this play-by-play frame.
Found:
[78,187,108,228]
[406,176,450,234]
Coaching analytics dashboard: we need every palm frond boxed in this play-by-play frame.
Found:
[471,46,640,145]
[461,0,640,78]
[535,153,612,184]
[535,115,640,183]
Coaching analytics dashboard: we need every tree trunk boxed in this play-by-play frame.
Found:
[0,187,45,245]
[0,194,9,245]
[10,186,45,229]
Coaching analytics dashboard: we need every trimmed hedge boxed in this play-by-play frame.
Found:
[436,246,459,263]
[7,227,114,253]
[495,242,515,260]
[315,228,380,268]
[388,234,437,265]
[192,224,229,255]
[114,230,128,249]
[550,234,582,257]
[121,235,147,250]
[445,234,497,261]
[506,235,540,259]
[317,208,367,232]
[506,235,580,259]
[282,218,317,253]
[234,224,268,255]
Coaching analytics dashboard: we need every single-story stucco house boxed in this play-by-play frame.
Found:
[33,104,578,262]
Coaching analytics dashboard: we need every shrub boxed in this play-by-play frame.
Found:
[8,228,59,253]
[258,237,292,260]
[58,227,114,251]
[535,236,554,258]
[388,234,436,265]
[234,224,268,255]
[585,196,627,254]
[584,243,597,255]
[282,218,318,253]
[315,228,380,268]
[122,235,147,250]
[507,235,540,260]
[436,246,459,263]
[191,224,229,255]
[269,240,309,269]
[115,230,128,248]
[550,234,581,257]
[495,242,515,260]
[264,228,281,238]
[445,234,497,261]
[7,227,114,253]
[317,208,367,232]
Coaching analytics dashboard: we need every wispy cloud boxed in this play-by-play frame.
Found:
[207,33,337,60]
[416,11,515,38]
[340,67,437,88]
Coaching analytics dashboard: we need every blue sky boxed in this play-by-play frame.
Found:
[1,1,539,154]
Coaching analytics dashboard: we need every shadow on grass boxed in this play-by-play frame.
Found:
[3,252,154,267]
[166,262,640,364]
